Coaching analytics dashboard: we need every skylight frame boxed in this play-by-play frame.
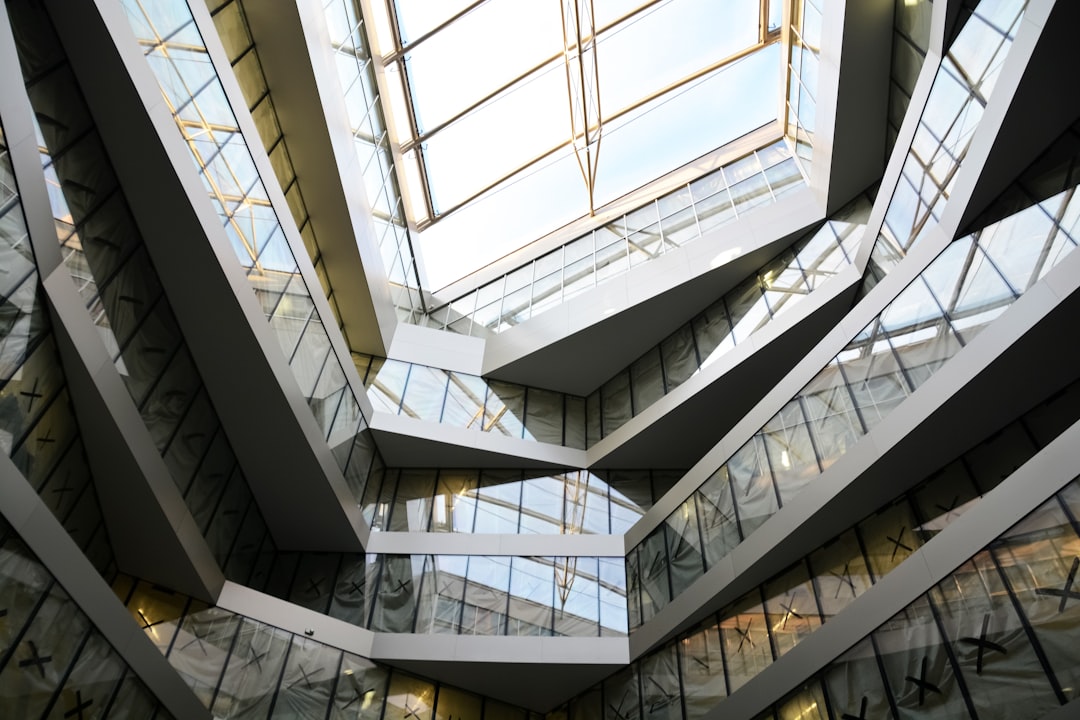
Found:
[364,0,786,233]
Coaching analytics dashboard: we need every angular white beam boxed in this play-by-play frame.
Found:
[48,0,367,551]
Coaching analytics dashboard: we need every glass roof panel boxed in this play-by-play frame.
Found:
[393,0,480,42]
[596,0,760,117]
[420,148,587,285]
[422,65,568,211]
[767,0,782,32]
[367,0,789,288]
[594,0,654,30]
[593,44,780,207]
[403,0,563,131]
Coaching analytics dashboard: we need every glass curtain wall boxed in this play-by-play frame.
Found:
[119,0,382,506]
[355,193,869,453]
[627,179,1080,629]
[886,0,934,159]
[967,117,1080,236]
[584,194,870,442]
[204,0,351,341]
[552,378,1080,719]
[0,517,171,719]
[361,468,679,536]
[8,0,276,582]
[0,113,115,580]
[427,141,805,337]
[115,574,544,720]
[869,0,1027,277]
[320,0,426,322]
[752,474,1080,720]
[785,0,820,173]
[219,547,627,639]
[61,376,1080,719]
[354,353,589,450]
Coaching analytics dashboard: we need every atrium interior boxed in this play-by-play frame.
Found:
[3,0,1080,718]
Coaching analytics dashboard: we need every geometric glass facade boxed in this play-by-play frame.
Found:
[2,0,1080,718]
[753,474,1080,720]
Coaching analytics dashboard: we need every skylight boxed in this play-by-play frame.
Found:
[364,0,787,288]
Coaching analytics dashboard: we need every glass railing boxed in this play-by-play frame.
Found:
[585,194,870,442]
[551,378,1080,718]
[427,139,806,337]
[356,195,869,452]
[115,575,542,718]
[0,115,115,580]
[121,0,381,506]
[870,0,1026,277]
[749,473,1080,720]
[367,553,626,637]
[320,0,426,322]
[168,545,628,638]
[14,3,275,582]
[354,352,589,449]
[627,178,1080,629]
[363,468,685,536]
[0,517,173,719]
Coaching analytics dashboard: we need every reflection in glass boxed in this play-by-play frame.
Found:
[628,183,1080,628]
[720,591,773,694]
[730,475,1080,720]
[363,195,871,462]
[19,14,273,579]
[0,520,165,718]
[572,377,1080,719]
[0,103,115,579]
[247,0,429,325]
[364,467,667,537]
[121,0,383,516]
[870,0,1028,276]
[114,572,552,718]
[886,0,933,155]
[212,618,291,717]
